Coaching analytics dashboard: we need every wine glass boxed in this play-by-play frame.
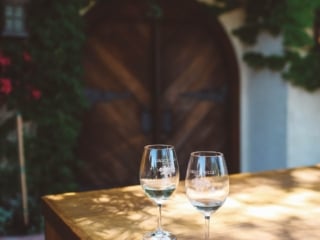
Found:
[140,144,180,240]
[185,151,229,239]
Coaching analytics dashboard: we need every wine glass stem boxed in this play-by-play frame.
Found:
[204,215,210,240]
[157,203,163,232]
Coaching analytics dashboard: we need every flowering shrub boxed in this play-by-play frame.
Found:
[0,53,12,97]
[0,78,12,95]
[0,0,87,235]
[0,50,42,113]
[0,49,44,235]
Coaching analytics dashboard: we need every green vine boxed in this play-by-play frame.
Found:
[0,0,86,235]
[1,0,320,235]
[232,0,320,91]
[85,1,320,91]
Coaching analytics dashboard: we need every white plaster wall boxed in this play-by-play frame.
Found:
[245,33,288,172]
[219,9,288,172]
[204,4,320,172]
[287,87,320,167]
[217,9,249,171]
[245,69,288,172]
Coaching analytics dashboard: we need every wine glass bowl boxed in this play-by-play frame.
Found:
[185,151,229,239]
[140,144,179,240]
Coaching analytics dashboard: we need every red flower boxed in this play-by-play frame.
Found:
[31,88,42,100]
[0,78,12,95]
[0,52,11,67]
[23,51,32,62]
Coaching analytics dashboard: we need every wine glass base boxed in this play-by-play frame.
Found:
[143,230,177,240]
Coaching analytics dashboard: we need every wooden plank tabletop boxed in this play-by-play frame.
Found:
[42,165,320,239]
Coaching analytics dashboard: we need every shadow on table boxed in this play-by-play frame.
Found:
[44,165,320,239]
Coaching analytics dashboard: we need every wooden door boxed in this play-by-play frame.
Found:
[78,0,239,189]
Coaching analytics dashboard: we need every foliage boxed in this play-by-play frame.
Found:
[0,0,87,235]
[87,1,320,91]
[1,0,319,235]
[283,50,320,90]
[0,48,42,115]
[232,0,320,91]
[232,0,284,44]
[242,52,287,71]
[198,0,240,15]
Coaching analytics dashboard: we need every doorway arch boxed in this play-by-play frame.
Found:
[78,0,240,188]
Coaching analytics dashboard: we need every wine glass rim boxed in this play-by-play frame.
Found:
[144,144,174,149]
[191,151,224,157]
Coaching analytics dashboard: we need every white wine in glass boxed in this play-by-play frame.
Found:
[185,151,229,240]
[140,144,180,240]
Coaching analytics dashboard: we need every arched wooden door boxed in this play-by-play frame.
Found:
[78,0,239,189]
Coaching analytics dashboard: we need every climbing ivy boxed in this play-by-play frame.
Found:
[0,0,87,235]
[232,0,320,91]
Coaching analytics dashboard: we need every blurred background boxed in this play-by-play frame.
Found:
[0,0,320,237]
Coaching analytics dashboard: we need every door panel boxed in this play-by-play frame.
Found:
[159,22,229,177]
[79,21,153,188]
[79,0,239,189]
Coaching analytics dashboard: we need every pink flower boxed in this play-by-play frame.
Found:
[31,88,42,100]
[23,51,32,62]
[0,52,11,67]
[0,78,12,95]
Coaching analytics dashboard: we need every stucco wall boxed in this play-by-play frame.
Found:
[287,87,320,168]
[218,8,320,172]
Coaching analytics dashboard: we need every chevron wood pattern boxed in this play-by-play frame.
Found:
[78,0,239,189]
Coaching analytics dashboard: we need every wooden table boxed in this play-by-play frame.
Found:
[42,165,320,239]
